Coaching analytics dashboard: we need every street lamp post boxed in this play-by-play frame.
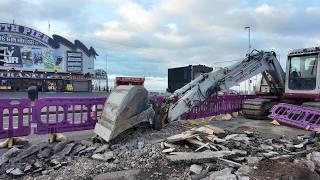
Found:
[244,26,251,54]
[244,26,251,94]
[105,55,109,92]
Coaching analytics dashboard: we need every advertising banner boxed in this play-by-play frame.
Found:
[0,43,65,71]
[0,44,22,68]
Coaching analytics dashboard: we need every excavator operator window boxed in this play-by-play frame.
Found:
[288,55,318,90]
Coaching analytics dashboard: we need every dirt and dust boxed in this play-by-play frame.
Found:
[249,159,320,180]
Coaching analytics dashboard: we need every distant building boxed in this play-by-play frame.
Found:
[0,22,97,92]
[167,65,213,93]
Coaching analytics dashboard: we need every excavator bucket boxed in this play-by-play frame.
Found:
[94,85,155,142]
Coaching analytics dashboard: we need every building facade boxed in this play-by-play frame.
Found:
[0,23,97,92]
[168,65,213,93]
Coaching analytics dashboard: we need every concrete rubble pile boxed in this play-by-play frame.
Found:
[1,121,320,179]
[162,125,320,179]
[0,138,115,177]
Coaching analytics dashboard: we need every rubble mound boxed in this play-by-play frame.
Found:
[1,120,320,179]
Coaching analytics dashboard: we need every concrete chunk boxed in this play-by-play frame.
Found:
[93,169,142,180]
[167,151,235,163]
[190,164,203,174]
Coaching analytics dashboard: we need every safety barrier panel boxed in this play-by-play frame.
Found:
[32,97,106,134]
[0,95,254,139]
[268,103,320,130]
[0,99,31,139]
[180,95,255,120]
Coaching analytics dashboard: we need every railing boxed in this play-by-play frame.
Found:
[0,99,31,139]
[0,95,254,139]
[268,103,320,130]
[180,95,255,120]
[33,97,106,134]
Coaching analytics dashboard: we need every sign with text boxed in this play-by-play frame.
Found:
[0,23,51,46]
[0,43,65,71]
[67,51,82,72]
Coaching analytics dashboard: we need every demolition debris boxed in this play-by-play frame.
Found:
[1,118,320,179]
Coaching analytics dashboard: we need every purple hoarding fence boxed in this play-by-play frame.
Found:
[0,94,254,139]
[180,95,256,120]
[0,99,32,139]
[32,97,106,134]
[268,103,320,130]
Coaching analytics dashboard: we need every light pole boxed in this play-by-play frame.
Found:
[105,55,109,92]
[245,26,251,94]
[244,26,251,54]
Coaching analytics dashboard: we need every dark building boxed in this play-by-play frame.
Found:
[168,65,213,93]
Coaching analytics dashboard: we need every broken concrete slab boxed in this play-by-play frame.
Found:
[294,140,309,149]
[190,164,203,174]
[137,141,144,149]
[191,166,209,180]
[162,148,175,153]
[23,163,32,172]
[262,151,279,158]
[163,142,178,148]
[53,141,69,154]
[232,149,247,156]
[167,151,236,163]
[270,154,293,160]
[10,142,47,163]
[92,154,107,161]
[94,144,110,154]
[0,146,22,166]
[10,168,24,176]
[80,140,93,147]
[53,142,76,158]
[71,144,87,155]
[217,158,242,168]
[37,147,51,159]
[93,169,142,180]
[78,146,97,155]
[104,151,114,160]
[260,144,274,151]
[203,168,234,180]
[309,151,320,167]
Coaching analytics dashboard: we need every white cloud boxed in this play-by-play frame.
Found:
[94,21,132,42]
[155,23,189,45]
[255,4,274,15]
[117,1,158,33]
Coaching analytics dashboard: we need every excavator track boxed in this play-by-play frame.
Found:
[302,101,320,110]
[242,98,278,119]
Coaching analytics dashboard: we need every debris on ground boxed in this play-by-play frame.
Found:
[1,118,320,179]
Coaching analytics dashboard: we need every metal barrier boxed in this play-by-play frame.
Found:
[0,95,254,139]
[180,95,255,120]
[268,103,320,130]
[0,99,31,139]
[32,97,106,134]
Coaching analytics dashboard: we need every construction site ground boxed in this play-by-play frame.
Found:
[1,116,318,180]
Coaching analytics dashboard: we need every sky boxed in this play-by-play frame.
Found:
[1,0,320,91]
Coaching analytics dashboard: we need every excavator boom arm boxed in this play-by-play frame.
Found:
[167,50,285,121]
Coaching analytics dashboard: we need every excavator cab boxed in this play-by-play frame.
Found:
[285,47,320,99]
